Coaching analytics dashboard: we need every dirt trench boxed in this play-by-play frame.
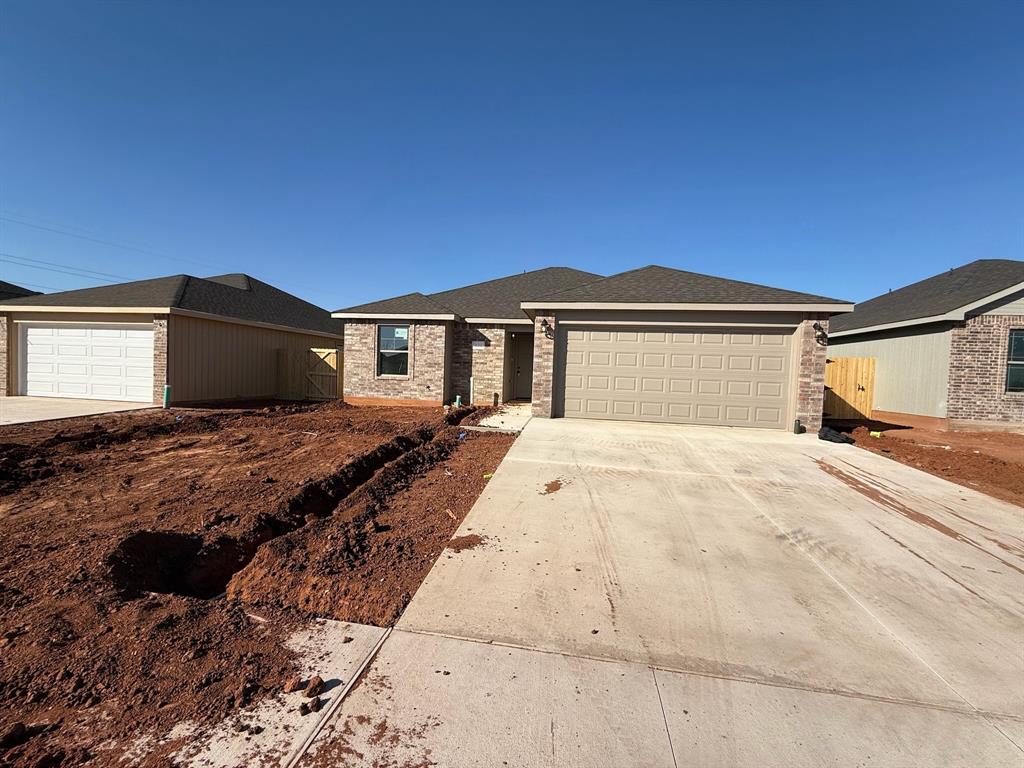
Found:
[105,412,469,603]
[226,425,479,623]
[0,402,521,767]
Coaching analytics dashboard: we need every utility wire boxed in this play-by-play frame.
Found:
[0,251,136,281]
[0,254,117,284]
[0,214,203,264]
[0,213,327,297]
[0,279,61,292]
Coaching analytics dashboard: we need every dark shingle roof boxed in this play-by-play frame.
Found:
[335,267,602,320]
[0,273,340,336]
[0,280,41,301]
[530,265,849,305]
[429,267,602,319]
[336,292,460,316]
[831,259,1024,333]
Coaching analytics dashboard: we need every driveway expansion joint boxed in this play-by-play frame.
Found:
[394,627,1021,722]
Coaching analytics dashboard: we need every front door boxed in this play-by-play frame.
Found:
[511,332,534,400]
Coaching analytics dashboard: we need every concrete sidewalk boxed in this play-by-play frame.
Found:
[0,396,153,425]
[303,418,1024,766]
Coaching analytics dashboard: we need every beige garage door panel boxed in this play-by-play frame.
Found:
[562,327,792,428]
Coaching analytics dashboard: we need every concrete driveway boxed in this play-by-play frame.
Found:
[0,396,153,425]
[302,419,1024,767]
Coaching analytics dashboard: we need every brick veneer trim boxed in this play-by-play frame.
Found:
[0,314,10,397]
[797,315,830,431]
[153,314,168,405]
[343,320,448,402]
[947,314,1024,423]
[531,314,556,417]
[449,324,512,406]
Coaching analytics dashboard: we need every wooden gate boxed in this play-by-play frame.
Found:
[276,347,341,400]
[305,348,340,400]
[824,357,875,420]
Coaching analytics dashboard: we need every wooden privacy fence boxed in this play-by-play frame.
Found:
[277,348,342,401]
[824,356,875,420]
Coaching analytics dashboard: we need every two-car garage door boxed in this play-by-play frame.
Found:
[561,327,793,429]
[21,324,155,402]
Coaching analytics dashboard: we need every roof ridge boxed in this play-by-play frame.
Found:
[171,275,191,308]
[858,259,1024,306]
[525,269,613,301]
[532,264,847,303]
[427,266,597,299]
[407,290,457,313]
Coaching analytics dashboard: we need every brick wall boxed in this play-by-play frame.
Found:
[797,315,829,431]
[450,324,508,405]
[531,313,556,417]
[947,314,1024,423]
[153,314,168,405]
[342,320,448,403]
[0,314,10,397]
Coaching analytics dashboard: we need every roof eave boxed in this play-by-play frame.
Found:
[0,305,173,313]
[519,301,855,313]
[462,317,533,325]
[830,279,1024,338]
[331,312,459,321]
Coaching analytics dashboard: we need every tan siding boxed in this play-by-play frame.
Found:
[829,324,952,417]
[974,288,1024,316]
[167,314,340,403]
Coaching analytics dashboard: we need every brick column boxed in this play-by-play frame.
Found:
[0,314,10,397]
[531,313,555,417]
[795,315,828,431]
[153,314,169,405]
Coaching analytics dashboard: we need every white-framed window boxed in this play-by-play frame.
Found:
[378,324,410,376]
[1007,329,1024,393]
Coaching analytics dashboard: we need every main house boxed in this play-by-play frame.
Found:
[829,259,1024,426]
[335,265,852,431]
[0,274,341,405]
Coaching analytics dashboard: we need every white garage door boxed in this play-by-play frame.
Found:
[21,324,155,402]
[561,326,793,429]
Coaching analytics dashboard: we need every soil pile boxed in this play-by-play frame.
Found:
[850,426,1024,507]
[0,402,513,765]
[228,429,513,625]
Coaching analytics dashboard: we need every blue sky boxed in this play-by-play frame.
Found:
[1,1,1020,309]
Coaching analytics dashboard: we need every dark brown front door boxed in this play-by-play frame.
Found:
[512,332,534,401]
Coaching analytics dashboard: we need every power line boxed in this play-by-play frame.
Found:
[0,211,330,298]
[0,214,207,265]
[0,279,61,292]
[0,254,117,284]
[0,251,136,281]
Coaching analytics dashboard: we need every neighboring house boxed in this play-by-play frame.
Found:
[0,280,41,301]
[829,259,1024,426]
[0,274,342,405]
[335,265,852,431]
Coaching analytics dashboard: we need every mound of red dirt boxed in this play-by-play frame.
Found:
[228,429,513,625]
[0,402,512,765]
[849,425,1024,507]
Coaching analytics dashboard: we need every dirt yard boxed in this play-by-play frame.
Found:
[0,401,514,767]
[839,422,1024,508]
